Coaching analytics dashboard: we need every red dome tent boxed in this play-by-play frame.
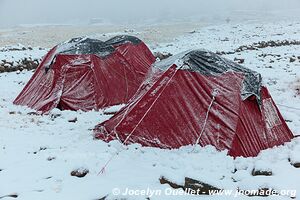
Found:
[13,36,155,112]
[94,50,294,157]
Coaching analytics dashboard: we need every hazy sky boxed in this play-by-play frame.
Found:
[0,0,300,27]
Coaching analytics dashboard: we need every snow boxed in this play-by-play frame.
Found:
[103,104,125,114]
[1,20,300,200]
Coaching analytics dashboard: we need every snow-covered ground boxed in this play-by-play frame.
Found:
[0,22,207,48]
[0,20,300,200]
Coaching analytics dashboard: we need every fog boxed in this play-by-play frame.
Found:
[0,0,300,27]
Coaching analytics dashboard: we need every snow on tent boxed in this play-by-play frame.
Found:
[13,35,155,112]
[94,49,294,157]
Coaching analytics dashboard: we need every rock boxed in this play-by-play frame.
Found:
[95,195,108,200]
[39,147,47,151]
[184,177,222,195]
[221,37,229,42]
[231,40,300,54]
[50,113,61,120]
[0,58,40,73]
[47,156,56,161]
[4,63,11,68]
[154,52,173,61]
[290,57,296,63]
[0,66,5,73]
[104,111,118,115]
[234,58,245,64]
[252,169,272,176]
[159,176,183,189]
[291,162,300,168]
[124,29,134,33]
[0,193,18,199]
[27,111,39,115]
[32,147,47,154]
[71,168,89,178]
[159,176,222,195]
[68,117,78,123]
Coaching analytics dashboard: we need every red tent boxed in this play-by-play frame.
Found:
[94,50,294,157]
[13,36,155,112]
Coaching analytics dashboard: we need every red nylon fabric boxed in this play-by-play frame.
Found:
[94,66,294,157]
[13,42,155,113]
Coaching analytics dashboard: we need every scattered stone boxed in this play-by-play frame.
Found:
[184,177,222,195]
[68,117,77,123]
[33,189,44,193]
[218,40,300,55]
[220,37,229,42]
[71,168,89,178]
[159,176,183,189]
[47,156,56,161]
[289,158,300,168]
[95,195,108,200]
[216,51,235,55]
[252,169,272,176]
[50,113,61,120]
[0,193,18,199]
[124,29,134,33]
[0,58,40,73]
[4,63,11,68]
[32,147,47,154]
[234,58,245,64]
[293,163,300,168]
[293,79,300,96]
[290,57,296,63]
[0,66,5,73]
[103,111,118,115]
[0,45,35,52]
[39,147,47,151]
[159,176,222,195]
[154,52,173,61]
[27,112,39,115]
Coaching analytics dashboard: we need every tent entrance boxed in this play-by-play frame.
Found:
[55,65,96,111]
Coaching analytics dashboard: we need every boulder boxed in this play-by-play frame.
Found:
[71,168,89,178]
